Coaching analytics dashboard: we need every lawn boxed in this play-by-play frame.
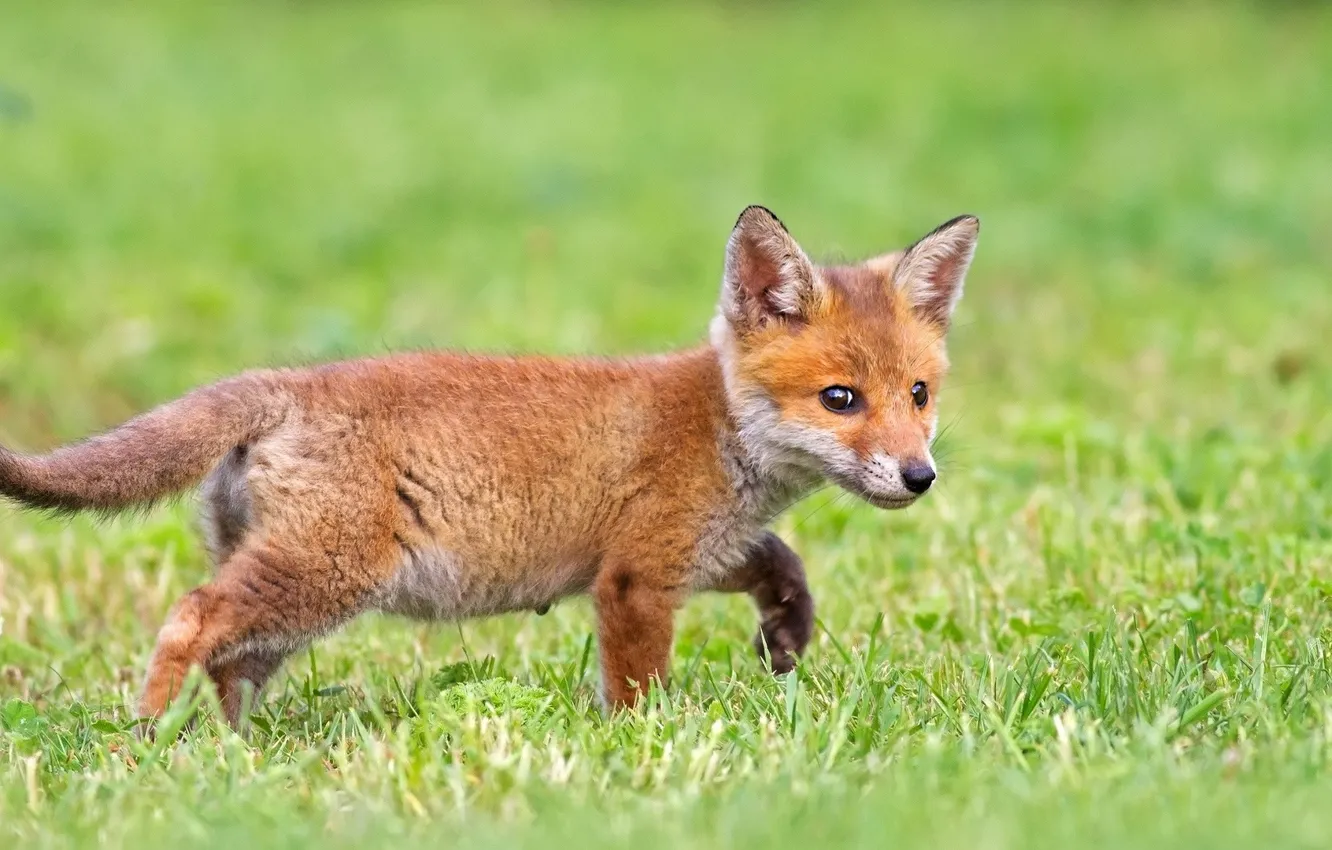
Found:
[2,1,1331,847]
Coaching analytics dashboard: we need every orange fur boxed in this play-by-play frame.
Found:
[0,206,978,723]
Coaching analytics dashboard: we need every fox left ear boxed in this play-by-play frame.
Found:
[892,215,979,329]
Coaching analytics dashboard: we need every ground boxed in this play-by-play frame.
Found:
[2,2,1331,848]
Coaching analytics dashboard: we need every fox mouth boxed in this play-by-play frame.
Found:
[826,473,920,510]
[858,492,918,510]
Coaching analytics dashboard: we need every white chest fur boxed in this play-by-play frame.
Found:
[691,427,816,590]
[691,512,768,590]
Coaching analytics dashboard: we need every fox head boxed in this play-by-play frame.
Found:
[711,205,978,509]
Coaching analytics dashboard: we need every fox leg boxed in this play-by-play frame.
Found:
[139,538,391,725]
[593,556,686,710]
[710,532,814,675]
[207,649,285,728]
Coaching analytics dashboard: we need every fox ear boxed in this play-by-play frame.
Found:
[722,205,823,329]
[893,215,979,329]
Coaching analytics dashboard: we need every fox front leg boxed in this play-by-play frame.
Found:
[712,531,815,674]
[592,555,686,710]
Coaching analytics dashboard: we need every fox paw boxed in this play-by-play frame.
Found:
[752,588,814,676]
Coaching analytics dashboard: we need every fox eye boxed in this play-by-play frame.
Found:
[911,381,929,409]
[819,386,857,413]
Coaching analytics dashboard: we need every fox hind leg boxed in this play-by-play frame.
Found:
[208,648,286,728]
[138,538,393,725]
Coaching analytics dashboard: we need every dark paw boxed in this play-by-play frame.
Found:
[753,589,814,675]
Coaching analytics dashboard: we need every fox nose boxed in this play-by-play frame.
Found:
[901,463,936,494]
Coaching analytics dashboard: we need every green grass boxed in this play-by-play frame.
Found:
[2,1,1332,847]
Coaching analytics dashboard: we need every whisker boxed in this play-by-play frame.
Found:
[792,490,854,532]
[771,484,834,523]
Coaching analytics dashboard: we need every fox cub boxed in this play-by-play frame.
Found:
[0,206,978,724]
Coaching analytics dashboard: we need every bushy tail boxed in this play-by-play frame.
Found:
[0,373,288,514]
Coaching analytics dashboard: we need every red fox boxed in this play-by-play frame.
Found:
[0,206,977,724]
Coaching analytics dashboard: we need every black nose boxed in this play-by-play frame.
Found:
[901,463,936,494]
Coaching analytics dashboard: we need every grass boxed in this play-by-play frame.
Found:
[2,1,1331,847]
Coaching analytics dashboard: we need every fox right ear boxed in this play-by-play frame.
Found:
[721,206,823,330]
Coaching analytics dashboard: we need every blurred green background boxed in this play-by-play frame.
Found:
[1,2,1331,848]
